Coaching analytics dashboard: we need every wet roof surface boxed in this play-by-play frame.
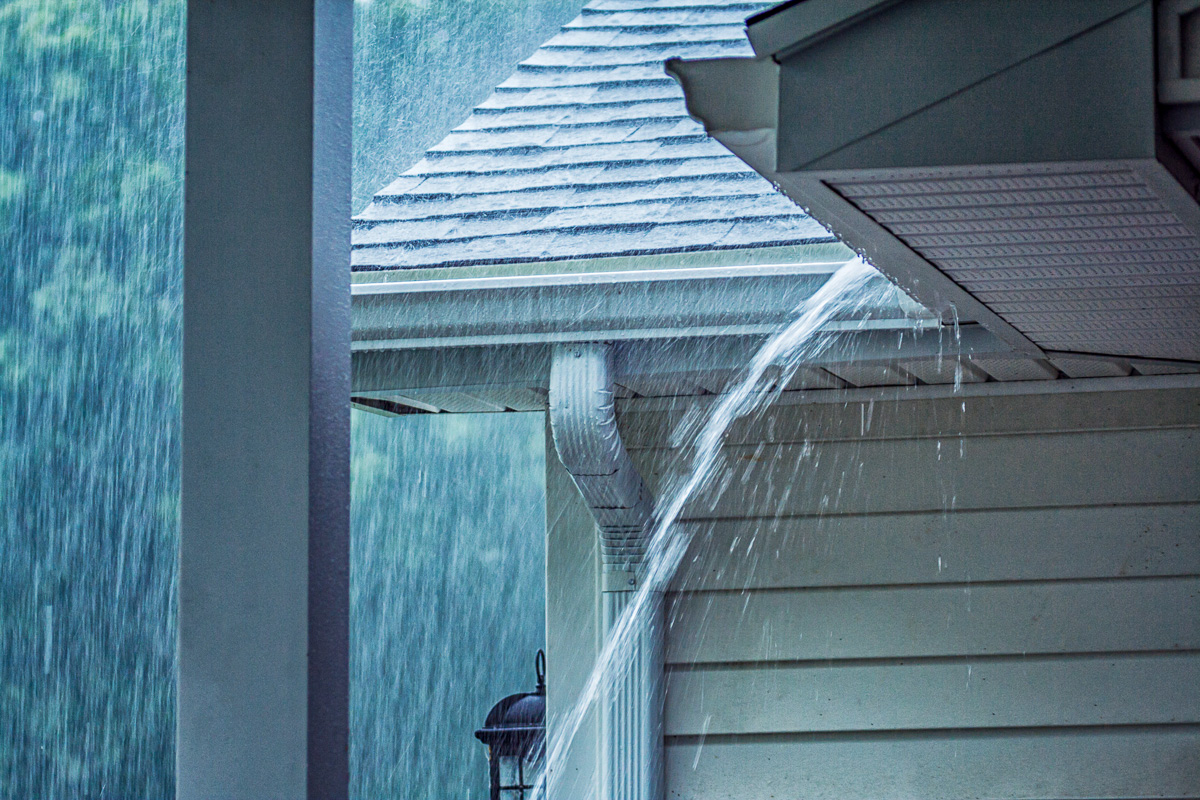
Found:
[352,0,834,272]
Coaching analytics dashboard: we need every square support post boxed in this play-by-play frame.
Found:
[180,1,351,797]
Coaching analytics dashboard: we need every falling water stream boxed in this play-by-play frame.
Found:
[540,257,907,796]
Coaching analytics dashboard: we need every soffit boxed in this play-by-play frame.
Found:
[672,0,1200,366]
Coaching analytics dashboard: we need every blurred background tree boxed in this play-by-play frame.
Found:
[0,0,579,795]
[0,3,184,794]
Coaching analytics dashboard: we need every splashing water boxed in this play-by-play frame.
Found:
[539,257,908,796]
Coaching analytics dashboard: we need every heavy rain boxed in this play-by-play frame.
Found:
[5,0,1198,799]
[3,1,574,796]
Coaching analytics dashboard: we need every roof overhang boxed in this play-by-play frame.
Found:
[350,244,1194,414]
[668,0,1200,365]
[350,243,1036,413]
[352,250,931,351]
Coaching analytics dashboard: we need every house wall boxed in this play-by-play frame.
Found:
[548,383,1200,800]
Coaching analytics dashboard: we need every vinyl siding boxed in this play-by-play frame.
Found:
[615,385,1200,800]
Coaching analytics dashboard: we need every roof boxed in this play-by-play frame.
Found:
[347,0,1200,414]
[351,0,834,272]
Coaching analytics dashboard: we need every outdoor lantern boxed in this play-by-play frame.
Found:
[475,650,547,800]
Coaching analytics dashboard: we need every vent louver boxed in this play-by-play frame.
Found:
[829,166,1200,361]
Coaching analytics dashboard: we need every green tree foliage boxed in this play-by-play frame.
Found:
[1,0,577,796]
[0,1,184,795]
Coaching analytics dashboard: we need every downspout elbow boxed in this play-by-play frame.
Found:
[549,343,653,574]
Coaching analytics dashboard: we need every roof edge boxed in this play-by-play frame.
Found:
[746,0,901,58]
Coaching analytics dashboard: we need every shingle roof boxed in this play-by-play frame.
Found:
[351,0,834,272]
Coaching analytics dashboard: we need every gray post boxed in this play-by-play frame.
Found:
[180,1,351,797]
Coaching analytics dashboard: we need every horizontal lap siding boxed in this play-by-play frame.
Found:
[623,387,1200,800]
[632,428,1198,517]
[664,727,1200,800]
[666,653,1200,734]
[667,505,1200,590]
[666,577,1200,664]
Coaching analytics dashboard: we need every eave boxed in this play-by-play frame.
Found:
[349,242,1192,415]
[668,0,1200,368]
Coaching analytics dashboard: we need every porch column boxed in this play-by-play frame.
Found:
[180,1,351,797]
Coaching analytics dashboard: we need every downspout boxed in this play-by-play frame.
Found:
[548,342,663,800]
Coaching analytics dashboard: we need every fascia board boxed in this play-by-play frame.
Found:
[745,0,902,59]
[350,323,1012,395]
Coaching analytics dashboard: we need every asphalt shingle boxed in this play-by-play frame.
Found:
[353,0,831,272]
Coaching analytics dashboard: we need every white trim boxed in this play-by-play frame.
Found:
[618,373,1200,414]
[350,317,942,352]
[351,261,857,295]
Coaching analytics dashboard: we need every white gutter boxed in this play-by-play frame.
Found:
[352,258,936,351]
[352,261,854,294]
